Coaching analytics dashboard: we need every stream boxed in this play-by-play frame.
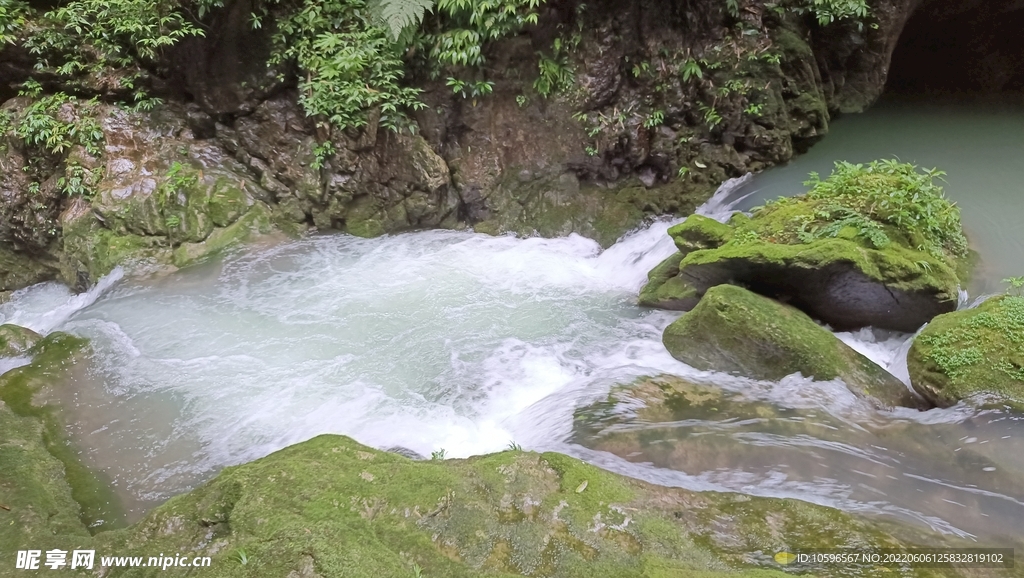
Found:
[1,96,1022,545]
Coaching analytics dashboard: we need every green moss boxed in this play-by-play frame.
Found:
[0,403,93,569]
[69,433,977,577]
[172,202,273,267]
[667,215,733,255]
[680,235,959,297]
[638,252,699,310]
[644,161,970,331]
[908,295,1024,407]
[0,323,42,356]
[0,333,126,532]
[662,285,918,408]
[757,160,967,261]
[61,207,168,283]
[206,177,251,228]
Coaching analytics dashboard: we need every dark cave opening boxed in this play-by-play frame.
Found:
[886,0,1024,95]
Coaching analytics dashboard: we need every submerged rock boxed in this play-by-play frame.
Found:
[662,285,920,408]
[0,324,41,357]
[645,161,970,332]
[908,295,1024,408]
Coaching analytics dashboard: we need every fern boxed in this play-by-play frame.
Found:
[369,0,434,40]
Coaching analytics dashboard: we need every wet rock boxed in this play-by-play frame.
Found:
[0,245,58,292]
[222,95,458,236]
[637,252,699,310]
[59,104,275,284]
[0,324,41,357]
[908,294,1024,408]
[663,285,920,408]
[0,332,122,534]
[80,434,967,578]
[0,99,67,286]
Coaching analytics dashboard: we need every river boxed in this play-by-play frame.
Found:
[0,96,1021,545]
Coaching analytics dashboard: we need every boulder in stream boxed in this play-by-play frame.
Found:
[644,161,971,332]
[663,284,921,408]
[0,324,41,357]
[908,294,1024,408]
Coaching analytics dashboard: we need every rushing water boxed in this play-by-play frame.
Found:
[1,99,1023,546]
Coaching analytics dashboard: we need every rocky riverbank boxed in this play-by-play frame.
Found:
[0,0,924,293]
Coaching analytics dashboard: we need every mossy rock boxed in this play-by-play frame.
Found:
[638,252,699,310]
[908,295,1024,408]
[662,285,920,408]
[676,236,959,332]
[172,202,274,267]
[0,402,92,559]
[0,332,125,533]
[0,324,41,357]
[80,434,981,578]
[647,162,969,332]
[667,215,733,255]
[0,386,1001,577]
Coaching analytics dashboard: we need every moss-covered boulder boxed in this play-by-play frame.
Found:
[638,252,699,310]
[638,215,733,309]
[663,285,919,408]
[0,402,92,553]
[647,161,970,332]
[82,434,988,578]
[0,332,124,532]
[908,295,1024,408]
[0,323,41,357]
[52,105,281,287]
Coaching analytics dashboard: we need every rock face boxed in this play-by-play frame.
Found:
[0,324,41,357]
[663,285,919,408]
[908,295,1024,408]
[0,0,930,292]
[643,161,968,332]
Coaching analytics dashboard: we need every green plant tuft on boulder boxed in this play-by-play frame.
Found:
[644,160,969,332]
[763,159,967,261]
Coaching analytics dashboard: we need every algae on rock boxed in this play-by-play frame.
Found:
[908,294,1024,408]
[662,285,919,408]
